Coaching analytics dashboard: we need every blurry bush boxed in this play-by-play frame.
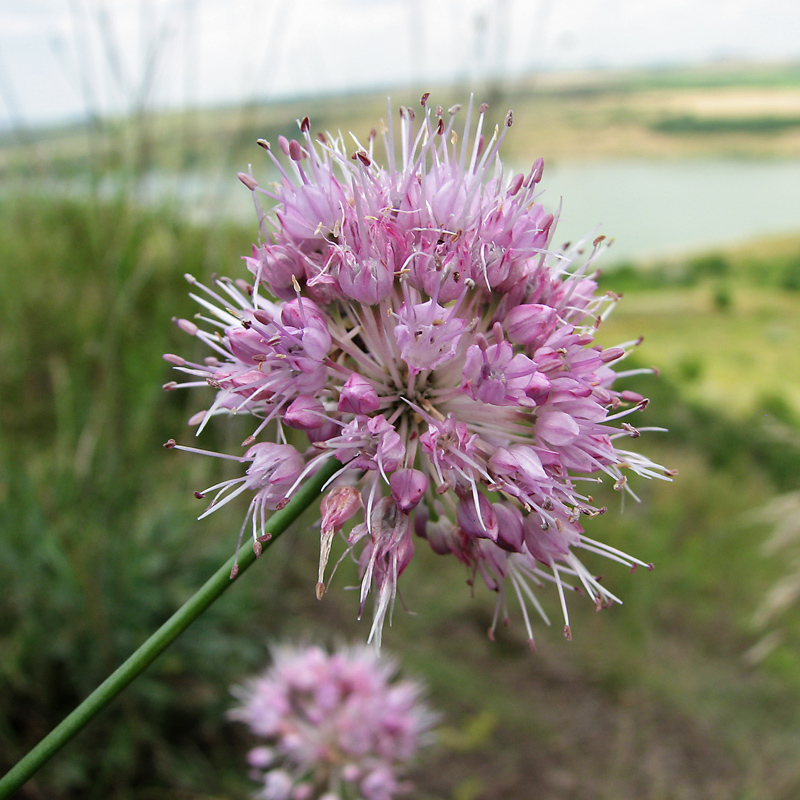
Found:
[0,195,274,798]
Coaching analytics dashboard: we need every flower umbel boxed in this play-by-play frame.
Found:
[230,644,436,800]
[165,96,673,648]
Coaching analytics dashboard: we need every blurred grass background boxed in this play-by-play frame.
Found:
[2,62,800,799]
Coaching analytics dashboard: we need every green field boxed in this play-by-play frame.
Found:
[3,59,800,185]
[2,64,800,799]
[596,237,800,421]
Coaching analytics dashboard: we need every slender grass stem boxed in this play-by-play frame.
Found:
[0,458,340,799]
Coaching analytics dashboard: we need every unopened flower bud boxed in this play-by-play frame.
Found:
[505,304,558,346]
[456,493,499,541]
[338,373,380,414]
[494,502,525,552]
[284,395,325,430]
[536,410,581,446]
[389,468,428,511]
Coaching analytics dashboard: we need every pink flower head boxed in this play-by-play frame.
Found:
[166,96,673,649]
[230,643,436,800]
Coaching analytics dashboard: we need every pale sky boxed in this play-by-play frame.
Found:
[1,0,799,129]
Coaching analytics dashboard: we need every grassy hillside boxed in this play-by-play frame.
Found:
[4,60,800,186]
[596,234,800,420]
[1,190,800,798]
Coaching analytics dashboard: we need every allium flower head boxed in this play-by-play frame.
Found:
[230,644,436,800]
[165,96,674,648]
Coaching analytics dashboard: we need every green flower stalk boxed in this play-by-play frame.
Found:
[0,459,340,799]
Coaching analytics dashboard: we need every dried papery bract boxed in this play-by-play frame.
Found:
[166,96,673,648]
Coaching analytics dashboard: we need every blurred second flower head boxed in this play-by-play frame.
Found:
[229,643,437,800]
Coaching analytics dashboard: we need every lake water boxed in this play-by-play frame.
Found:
[544,158,800,263]
[139,157,800,263]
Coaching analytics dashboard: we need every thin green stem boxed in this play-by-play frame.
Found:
[0,458,340,799]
